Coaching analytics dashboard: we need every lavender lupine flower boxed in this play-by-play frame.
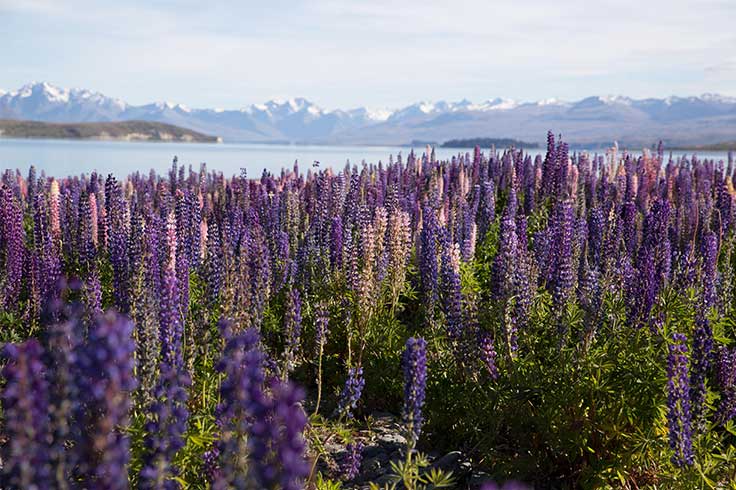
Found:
[314,302,330,355]
[283,288,302,375]
[139,365,191,490]
[0,340,52,490]
[204,219,224,308]
[202,448,221,485]
[701,231,719,311]
[587,207,605,268]
[160,212,183,369]
[689,231,718,426]
[402,337,428,446]
[330,215,344,269]
[0,186,24,310]
[440,232,463,344]
[72,312,137,490]
[386,209,411,309]
[635,200,672,327]
[248,217,272,330]
[33,194,62,316]
[667,333,694,468]
[40,319,80,490]
[478,180,495,242]
[211,323,264,490]
[356,208,378,322]
[77,191,97,272]
[420,205,440,319]
[248,380,310,490]
[716,347,736,424]
[551,201,575,334]
[492,205,520,353]
[336,366,365,419]
[340,441,364,481]
[82,268,103,324]
[175,191,192,317]
[479,332,499,380]
[105,175,130,312]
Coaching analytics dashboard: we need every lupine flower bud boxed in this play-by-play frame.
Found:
[402,337,428,445]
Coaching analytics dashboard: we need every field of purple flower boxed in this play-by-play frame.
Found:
[0,133,735,489]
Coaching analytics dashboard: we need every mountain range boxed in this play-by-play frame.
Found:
[1,82,735,147]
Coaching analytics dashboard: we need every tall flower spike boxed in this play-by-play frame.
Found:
[211,323,263,489]
[283,288,302,376]
[248,380,310,490]
[667,333,694,467]
[340,441,364,481]
[336,366,365,419]
[479,332,499,380]
[420,205,440,322]
[551,200,575,335]
[42,319,80,490]
[72,312,137,490]
[689,232,718,428]
[139,364,191,490]
[0,186,24,310]
[0,340,52,490]
[402,337,428,447]
[716,346,736,424]
[440,230,463,344]
[160,212,182,369]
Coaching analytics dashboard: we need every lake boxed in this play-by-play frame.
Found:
[0,138,732,178]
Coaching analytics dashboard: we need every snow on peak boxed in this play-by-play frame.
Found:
[598,95,632,105]
[537,97,565,106]
[365,108,392,121]
[700,93,736,104]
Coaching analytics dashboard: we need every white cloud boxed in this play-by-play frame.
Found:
[1,0,734,108]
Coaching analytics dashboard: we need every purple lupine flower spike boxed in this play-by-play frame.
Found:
[479,332,499,380]
[340,441,364,481]
[440,230,463,345]
[402,337,428,446]
[248,380,310,490]
[0,340,52,489]
[72,312,137,490]
[667,333,693,467]
[283,288,302,376]
[716,347,736,424]
[211,322,263,489]
[336,366,365,419]
[689,232,718,427]
[551,200,575,335]
[419,205,440,322]
[0,186,24,311]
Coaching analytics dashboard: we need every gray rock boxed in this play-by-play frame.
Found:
[376,431,407,447]
[433,450,463,472]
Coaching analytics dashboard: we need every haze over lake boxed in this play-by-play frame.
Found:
[1,138,732,178]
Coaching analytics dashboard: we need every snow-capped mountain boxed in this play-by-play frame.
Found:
[0,82,128,122]
[1,82,735,146]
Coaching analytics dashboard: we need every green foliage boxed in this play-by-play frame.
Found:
[369,451,455,490]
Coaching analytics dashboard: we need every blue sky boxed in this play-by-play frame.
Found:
[1,0,734,110]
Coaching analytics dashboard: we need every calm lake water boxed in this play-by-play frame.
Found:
[0,138,732,178]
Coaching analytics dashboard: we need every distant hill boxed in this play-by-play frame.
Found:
[442,137,539,149]
[671,142,735,151]
[1,82,735,146]
[0,119,220,142]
